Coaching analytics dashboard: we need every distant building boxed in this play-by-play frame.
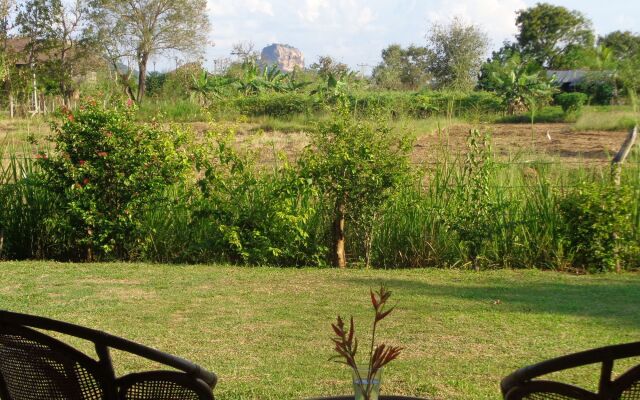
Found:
[546,70,588,91]
[5,37,100,84]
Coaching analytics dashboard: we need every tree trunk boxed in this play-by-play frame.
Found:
[137,53,149,103]
[332,198,347,268]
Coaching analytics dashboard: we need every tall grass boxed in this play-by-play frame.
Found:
[1,120,638,270]
[0,143,56,259]
[574,107,639,131]
[371,146,640,270]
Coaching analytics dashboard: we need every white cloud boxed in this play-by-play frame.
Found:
[208,0,274,17]
[297,0,329,23]
[426,0,527,47]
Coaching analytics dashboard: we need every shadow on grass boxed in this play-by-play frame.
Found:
[345,275,640,328]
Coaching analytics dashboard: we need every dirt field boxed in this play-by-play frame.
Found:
[1,118,631,167]
[229,122,630,166]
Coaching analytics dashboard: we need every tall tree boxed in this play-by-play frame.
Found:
[372,44,430,90]
[309,55,351,79]
[16,0,91,106]
[599,31,640,62]
[0,0,15,109]
[516,3,594,69]
[426,17,489,91]
[89,0,210,103]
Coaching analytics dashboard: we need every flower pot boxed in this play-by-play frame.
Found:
[352,365,383,400]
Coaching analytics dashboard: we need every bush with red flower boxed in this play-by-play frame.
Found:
[37,101,192,260]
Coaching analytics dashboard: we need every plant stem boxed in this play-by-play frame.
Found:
[367,315,379,400]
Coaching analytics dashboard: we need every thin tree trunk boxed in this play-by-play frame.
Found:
[137,53,148,103]
[332,197,347,268]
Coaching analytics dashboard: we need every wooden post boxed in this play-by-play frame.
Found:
[610,125,638,272]
[611,126,638,186]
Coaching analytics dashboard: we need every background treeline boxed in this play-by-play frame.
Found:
[2,1,640,116]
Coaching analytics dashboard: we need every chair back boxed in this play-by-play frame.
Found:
[0,310,216,400]
[501,341,640,400]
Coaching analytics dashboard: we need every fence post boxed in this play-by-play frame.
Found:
[611,125,638,186]
[610,125,638,272]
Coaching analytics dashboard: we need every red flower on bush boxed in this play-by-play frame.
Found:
[79,160,86,166]
[83,178,90,186]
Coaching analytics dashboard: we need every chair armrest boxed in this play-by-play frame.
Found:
[117,371,214,400]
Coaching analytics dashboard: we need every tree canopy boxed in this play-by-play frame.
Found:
[88,0,210,102]
[372,44,430,90]
[516,3,594,69]
[426,17,489,91]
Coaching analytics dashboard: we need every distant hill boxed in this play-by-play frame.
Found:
[260,44,304,72]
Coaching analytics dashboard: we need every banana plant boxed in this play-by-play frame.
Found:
[190,71,236,105]
[490,54,555,115]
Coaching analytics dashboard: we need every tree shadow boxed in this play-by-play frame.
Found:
[345,275,640,328]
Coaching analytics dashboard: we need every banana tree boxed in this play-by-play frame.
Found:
[489,54,555,115]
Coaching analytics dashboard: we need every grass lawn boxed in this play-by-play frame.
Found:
[0,262,639,399]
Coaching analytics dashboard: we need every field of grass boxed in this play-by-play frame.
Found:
[1,262,639,399]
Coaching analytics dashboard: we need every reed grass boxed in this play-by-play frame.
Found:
[1,121,638,270]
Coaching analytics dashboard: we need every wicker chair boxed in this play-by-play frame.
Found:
[0,310,217,400]
[501,341,640,399]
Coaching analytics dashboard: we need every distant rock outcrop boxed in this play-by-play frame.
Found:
[260,44,304,72]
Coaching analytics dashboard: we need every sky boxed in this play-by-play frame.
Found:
[168,0,640,73]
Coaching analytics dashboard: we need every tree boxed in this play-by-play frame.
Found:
[0,0,14,78]
[299,98,412,268]
[17,0,92,106]
[516,3,594,69]
[89,0,210,103]
[309,55,351,79]
[599,31,640,62]
[230,41,258,63]
[426,17,489,91]
[485,52,554,115]
[372,44,430,90]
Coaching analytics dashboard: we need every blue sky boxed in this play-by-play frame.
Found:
[172,0,639,73]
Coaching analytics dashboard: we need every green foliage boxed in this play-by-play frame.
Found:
[555,92,588,114]
[516,3,595,69]
[559,183,639,272]
[598,31,640,62]
[448,130,502,269]
[229,93,318,118]
[309,55,352,80]
[575,72,616,105]
[372,44,431,90]
[484,52,555,115]
[426,17,489,91]
[299,98,413,266]
[183,129,325,266]
[36,101,191,260]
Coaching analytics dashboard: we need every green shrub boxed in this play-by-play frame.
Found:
[229,93,318,118]
[555,92,588,114]
[559,183,638,272]
[37,101,192,260]
[186,130,326,266]
[299,98,413,267]
[576,72,616,105]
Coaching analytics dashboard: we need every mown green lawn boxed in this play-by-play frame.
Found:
[1,262,639,399]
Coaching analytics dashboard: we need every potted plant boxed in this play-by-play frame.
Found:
[330,285,403,400]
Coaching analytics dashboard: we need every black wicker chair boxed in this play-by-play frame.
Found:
[501,341,640,399]
[0,310,217,400]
